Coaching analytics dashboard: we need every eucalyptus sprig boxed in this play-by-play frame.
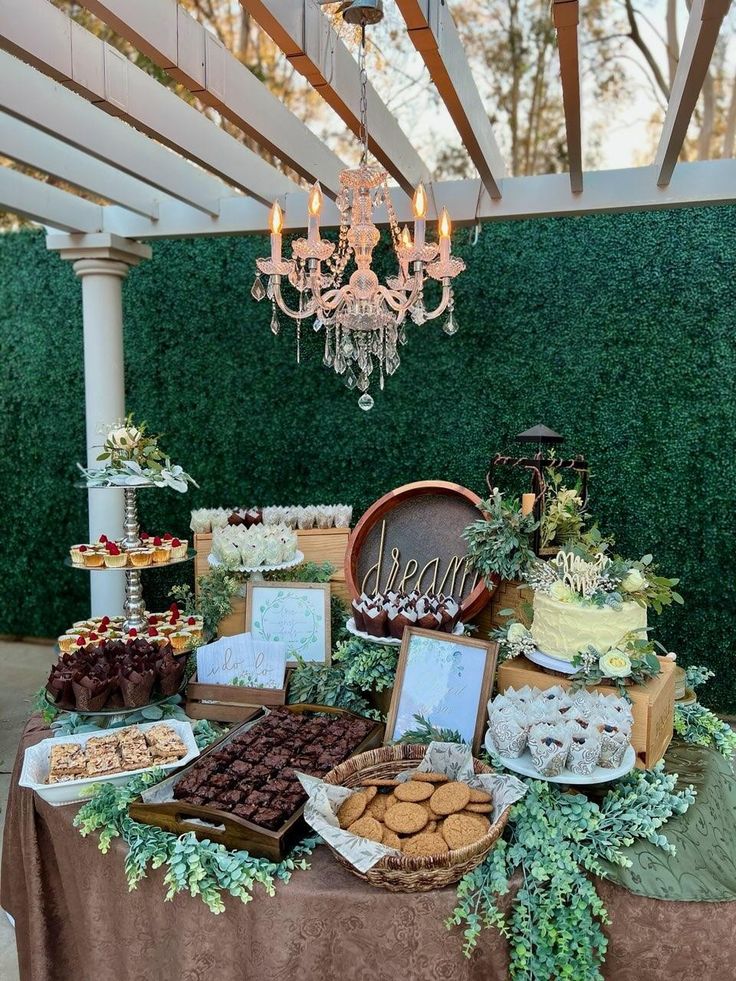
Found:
[463,489,538,583]
[448,764,695,977]
[74,767,319,914]
[332,636,398,692]
[395,713,465,745]
[287,657,381,720]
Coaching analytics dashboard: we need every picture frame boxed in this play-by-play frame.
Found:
[384,627,498,755]
[245,581,331,667]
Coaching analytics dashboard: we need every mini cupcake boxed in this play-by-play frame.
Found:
[69,545,87,564]
[183,616,203,642]
[170,537,188,560]
[118,666,156,708]
[527,722,571,777]
[151,538,172,564]
[71,676,113,712]
[103,543,128,568]
[57,634,77,653]
[129,548,154,567]
[156,650,186,696]
[83,549,105,568]
[169,631,191,652]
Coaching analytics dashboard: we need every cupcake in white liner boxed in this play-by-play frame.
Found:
[526,701,562,728]
[567,722,603,775]
[262,506,283,525]
[505,685,536,710]
[297,506,317,529]
[315,505,335,529]
[487,706,528,758]
[334,504,352,528]
[597,693,634,729]
[282,507,299,529]
[210,508,231,529]
[240,539,265,568]
[488,692,516,716]
[189,509,212,533]
[597,721,630,768]
[213,537,241,569]
[527,722,572,777]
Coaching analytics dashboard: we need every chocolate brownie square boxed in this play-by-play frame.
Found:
[245,789,272,809]
[215,789,243,807]
[253,807,284,830]
[209,772,235,789]
[232,801,259,821]
[229,760,252,777]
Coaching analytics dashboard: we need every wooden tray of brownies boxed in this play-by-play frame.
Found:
[129,704,384,861]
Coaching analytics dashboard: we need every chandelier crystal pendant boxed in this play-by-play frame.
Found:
[251,8,465,409]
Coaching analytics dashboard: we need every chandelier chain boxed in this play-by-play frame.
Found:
[358,25,369,166]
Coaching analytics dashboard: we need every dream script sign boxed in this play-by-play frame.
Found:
[344,481,491,619]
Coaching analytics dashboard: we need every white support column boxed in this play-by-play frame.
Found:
[47,233,151,617]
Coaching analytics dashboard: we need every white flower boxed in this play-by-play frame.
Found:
[599,649,633,678]
[550,580,574,602]
[621,568,647,593]
[507,622,530,643]
[107,425,142,449]
[666,651,677,662]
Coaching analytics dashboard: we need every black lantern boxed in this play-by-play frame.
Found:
[485,425,589,555]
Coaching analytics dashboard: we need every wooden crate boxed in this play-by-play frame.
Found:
[497,655,676,769]
[193,528,351,583]
[129,704,385,862]
[186,667,295,723]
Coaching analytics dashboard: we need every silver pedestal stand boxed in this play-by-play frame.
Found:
[122,486,146,632]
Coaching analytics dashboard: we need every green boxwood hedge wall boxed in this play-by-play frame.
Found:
[1,208,734,708]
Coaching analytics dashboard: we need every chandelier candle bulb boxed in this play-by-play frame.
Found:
[413,183,427,247]
[269,202,283,264]
[439,208,452,263]
[522,493,536,516]
[307,182,323,247]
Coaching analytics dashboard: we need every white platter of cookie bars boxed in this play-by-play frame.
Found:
[19,720,199,806]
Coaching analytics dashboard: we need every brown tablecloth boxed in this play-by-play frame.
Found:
[2,718,735,981]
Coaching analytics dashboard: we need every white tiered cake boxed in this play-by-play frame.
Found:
[530,591,647,661]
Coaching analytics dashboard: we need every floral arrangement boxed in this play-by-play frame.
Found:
[463,488,538,582]
[568,635,668,698]
[491,615,537,663]
[539,468,590,547]
[449,765,695,978]
[526,546,683,613]
[332,636,398,693]
[77,414,197,491]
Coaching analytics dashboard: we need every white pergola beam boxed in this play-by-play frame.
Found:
[84,0,346,197]
[655,0,731,187]
[0,51,224,216]
[0,166,103,232]
[552,0,582,194]
[240,0,430,196]
[0,113,162,219]
[102,159,736,238]
[395,0,506,199]
[0,0,299,206]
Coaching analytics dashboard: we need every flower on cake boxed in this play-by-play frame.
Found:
[621,568,647,593]
[107,424,142,450]
[599,648,633,678]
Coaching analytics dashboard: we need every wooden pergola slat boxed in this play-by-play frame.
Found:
[0,50,225,216]
[0,0,300,207]
[102,160,736,239]
[239,0,431,197]
[0,114,163,219]
[655,0,731,187]
[552,0,583,194]
[83,0,346,198]
[395,0,506,199]
[0,165,103,232]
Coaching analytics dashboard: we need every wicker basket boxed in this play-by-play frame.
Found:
[322,744,511,893]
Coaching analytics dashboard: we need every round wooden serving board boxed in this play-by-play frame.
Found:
[344,480,495,621]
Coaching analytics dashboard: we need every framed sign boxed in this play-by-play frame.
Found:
[344,481,494,620]
[246,581,331,666]
[195,633,287,690]
[385,627,497,755]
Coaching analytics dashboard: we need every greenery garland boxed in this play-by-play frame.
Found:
[673,665,736,758]
[332,636,398,693]
[448,764,695,978]
[463,489,538,582]
[74,768,319,914]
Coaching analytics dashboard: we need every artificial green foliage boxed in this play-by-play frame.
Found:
[74,768,318,913]
[332,636,398,692]
[540,467,589,547]
[463,489,538,582]
[1,211,735,707]
[448,765,695,977]
[33,689,203,734]
[395,713,465,745]
[287,658,381,719]
[673,664,736,758]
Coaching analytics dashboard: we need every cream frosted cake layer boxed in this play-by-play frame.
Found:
[530,591,648,661]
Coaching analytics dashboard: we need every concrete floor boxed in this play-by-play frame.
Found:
[0,640,56,981]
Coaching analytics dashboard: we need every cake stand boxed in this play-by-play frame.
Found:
[525,647,578,675]
[72,483,192,631]
[484,729,636,785]
[345,618,465,647]
[207,550,304,581]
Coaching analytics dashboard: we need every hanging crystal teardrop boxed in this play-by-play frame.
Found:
[398,325,408,346]
[251,275,266,301]
[357,371,369,392]
[411,299,426,325]
[270,305,280,335]
[443,310,458,335]
[323,328,334,367]
[358,393,374,411]
[313,317,323,332]
[386,352,400,375]
[344,368,357,390]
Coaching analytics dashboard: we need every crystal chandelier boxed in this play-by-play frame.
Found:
[251,4,465,410]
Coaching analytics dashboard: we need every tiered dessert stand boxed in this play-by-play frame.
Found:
[69,482,195,632]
